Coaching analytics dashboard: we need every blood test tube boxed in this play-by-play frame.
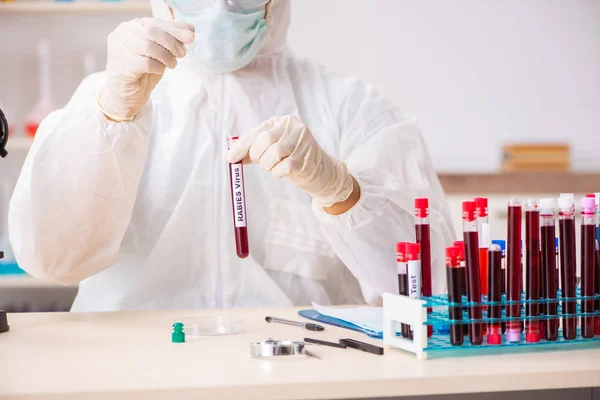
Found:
[396,242,411,338]
[414,198,433,337]
[580,197,596,338]
[525,200,541,343]
[540,198,559,341]
[558,195,577,339]
[446,246,464,346]
[462,201,483,345]
[487,244,503,344]
[595,240,600,336]
[228,136,249,258]
[506,198,523,343]
[453,240,468,336]
[475,198,489,296]
[406,243,422,337]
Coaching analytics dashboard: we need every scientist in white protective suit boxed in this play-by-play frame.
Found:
[9,0,455,311]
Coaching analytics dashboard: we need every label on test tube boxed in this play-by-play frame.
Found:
[230,163,247,228]
[408,260,421,299]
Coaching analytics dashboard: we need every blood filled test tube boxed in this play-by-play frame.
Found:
[415,198,433,337]
[462,201,483,345]
[446,246,464,346]
[453,240,468,336]
[228,136,249,258]
[406,243,422,337]
[506,198,523,343]
[492,239,507,334]
[580,197,596,338]
[396,242,411,338]
[558,195,578,340]
[525,199,541,343]
[595,193,600,243]
[594,240,600,335]
[594,194,600,335]
[540,198,559,341]
[475,198,489,296]
[487,244,503,345]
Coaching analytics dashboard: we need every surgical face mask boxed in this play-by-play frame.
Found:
[171,0,268,73]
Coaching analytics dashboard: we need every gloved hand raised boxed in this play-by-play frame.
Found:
[98,18,195,122]
[227,116,356,209]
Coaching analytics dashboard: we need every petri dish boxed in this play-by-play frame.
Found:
[177,316,245,336]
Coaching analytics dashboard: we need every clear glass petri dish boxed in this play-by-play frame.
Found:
[177,316,245,336]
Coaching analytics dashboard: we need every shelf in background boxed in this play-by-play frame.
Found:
[439,172,600,194]
[0,1,150,14]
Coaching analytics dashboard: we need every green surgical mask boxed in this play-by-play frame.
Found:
[175,1,268,73]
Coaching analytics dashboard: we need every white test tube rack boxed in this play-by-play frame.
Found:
[382,292,429,360]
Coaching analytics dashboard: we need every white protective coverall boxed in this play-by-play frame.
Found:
[8,0,455,311]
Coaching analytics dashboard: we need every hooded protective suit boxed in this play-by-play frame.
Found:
[8,0,455,311]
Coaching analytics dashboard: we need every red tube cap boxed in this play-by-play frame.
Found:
[445,246,459,267]
[414,198,429,218]
[474,197,488,217]
[526,332,540,343]
[462,201,477,221]
[453,241,465,261]
[396,242,407,254]
[406,243,421,260]
[487,334,502,345]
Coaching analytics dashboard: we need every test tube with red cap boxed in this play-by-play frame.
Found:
[506,198,523,343]
[462,201,483,345]
[453,240,468,336]
[525,199,541,343]
[414,198,433,337]
[406,243,422,337]
[558,195,577,340]
[593,194,600,335]
[475,198,489,296]
[228,136,249,258]
[396,242,411,338]
[594,239,600,335]
[446,246,464,346]
[580,196,596,338]
[539,199,558,341]
[487,244,503,345]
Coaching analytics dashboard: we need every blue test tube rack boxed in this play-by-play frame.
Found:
[382,288,600,360]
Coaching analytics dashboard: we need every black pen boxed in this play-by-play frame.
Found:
[304,337,346,348]
[265,316,325,331]
[339,338,384,355]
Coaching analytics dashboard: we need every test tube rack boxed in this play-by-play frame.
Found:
[382,290,600,360]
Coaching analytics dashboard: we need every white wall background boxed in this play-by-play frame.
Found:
[287,0,600,172]
[0,0,599,173]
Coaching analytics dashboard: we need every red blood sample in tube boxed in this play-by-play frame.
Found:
[446,246,464,346]
[462,201,483,345]
[580,197,596,338]
[525,200,541,343]
[453,240,468,336]
[506,199,523,343]
[396,242,411,338]
[406,243,422,338]
[487,244,503,344]
[228,137,249,258]
[558,197,578,340]
[475,198,490,296]
[540,198,558,341]
[415,198,433,338]
[594,240,600,335]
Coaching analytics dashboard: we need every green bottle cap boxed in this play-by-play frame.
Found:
[172,322,185,343]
